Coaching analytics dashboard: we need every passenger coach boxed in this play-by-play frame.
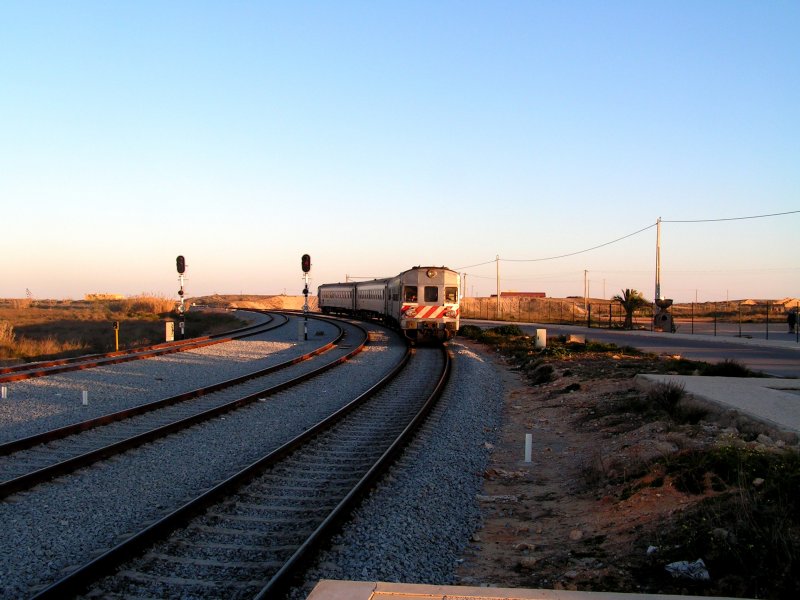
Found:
[318,266,460,342]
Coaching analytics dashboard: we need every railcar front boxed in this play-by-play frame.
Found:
[388,267,460,342]
[317,282,356,316]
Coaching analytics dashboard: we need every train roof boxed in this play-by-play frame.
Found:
[318,266,457,288]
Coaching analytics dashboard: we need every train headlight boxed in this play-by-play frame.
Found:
[405,308,417,317]
[446,309,457,318]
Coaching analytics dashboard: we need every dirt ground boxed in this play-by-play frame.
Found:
[454,338,799,598]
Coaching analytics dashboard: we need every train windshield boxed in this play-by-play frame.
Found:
[424,286,438,302]
[404,286,418,302]
[445,287,458,303]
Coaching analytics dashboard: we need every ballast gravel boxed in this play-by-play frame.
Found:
[0,331,505,599]
[0,316,401,599]
[0,312,336,443]
[290,340,504,597]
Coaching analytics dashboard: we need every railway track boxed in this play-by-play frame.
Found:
[29,343,449,599]
[0,317,363,499]
[0,310,284,383]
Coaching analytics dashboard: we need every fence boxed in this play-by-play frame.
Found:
[459,297,800,342]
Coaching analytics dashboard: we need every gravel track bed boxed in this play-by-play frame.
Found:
[289,340,504,598]
[0,324,403,599]
[0,314,336,444]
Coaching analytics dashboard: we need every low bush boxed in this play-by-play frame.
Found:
[647,445,800,598]
[487,324,525,336]
[647,381,686,415]
[703,359,759,377]
[662,357,760,377]
[458,325,484,340]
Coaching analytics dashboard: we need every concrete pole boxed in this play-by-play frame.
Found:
[655,217,662,301]
[496,255,500,319]
[583,270,588,311]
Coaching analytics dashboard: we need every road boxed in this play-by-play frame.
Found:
[464,319,800,378]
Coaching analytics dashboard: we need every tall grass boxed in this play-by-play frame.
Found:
[0,295,176,363]
[125,294,176,315]
[3,336,88,360]
[0,320,14,345]
[0,318,89,362]
[0,297,245,364]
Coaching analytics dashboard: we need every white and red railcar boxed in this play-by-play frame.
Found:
[317,266,460,342]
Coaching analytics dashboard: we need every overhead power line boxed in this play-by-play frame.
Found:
[455,222,656,271]
[663,209,799,223]
[455,209,798,272]
[504,222,657,262]
[456,259,499,270]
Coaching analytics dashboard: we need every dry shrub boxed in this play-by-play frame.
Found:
[1,335,88,361]
[8,298,32,309]
[0,320,14,345]
[125,294,176,315]
[647,381,686,415]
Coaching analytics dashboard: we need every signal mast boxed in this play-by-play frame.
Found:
[301,254,311,341]
[176,255,186,339]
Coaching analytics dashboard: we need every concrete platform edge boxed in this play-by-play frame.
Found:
[306,579,746,599]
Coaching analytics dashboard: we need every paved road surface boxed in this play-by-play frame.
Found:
[464,319,800,436]
[464,319,800,378]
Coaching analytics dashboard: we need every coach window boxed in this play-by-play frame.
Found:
[424,286,438,302]
[404,286,417,302]
[445,287,458,303]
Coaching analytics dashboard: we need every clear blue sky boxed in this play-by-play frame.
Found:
[2,1,798,302]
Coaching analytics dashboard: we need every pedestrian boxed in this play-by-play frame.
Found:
[788,308,797,334]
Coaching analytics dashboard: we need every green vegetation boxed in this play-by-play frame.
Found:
[663,357,763,377]
[645,445,800,598]
[612,288,650,329]
[0,297,247,364]
[460,324,800,598]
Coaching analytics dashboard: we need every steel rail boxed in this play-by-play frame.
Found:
[0,318,358,499]
[0,312,274,376]
[0,313,314,456]
[30,324,412,600]
[256,345,452,599]
[0,310,285,382]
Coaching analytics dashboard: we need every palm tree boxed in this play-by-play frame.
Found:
[612,289,649,329]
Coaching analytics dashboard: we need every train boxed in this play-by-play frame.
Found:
[317,266,461,342]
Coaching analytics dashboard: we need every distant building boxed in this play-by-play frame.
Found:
[85,293,125,301]
[776,297,800,309]
[490,291,547,298]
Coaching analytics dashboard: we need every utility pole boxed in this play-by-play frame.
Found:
[583,270,588,311]
[495,255,500,319]
[655,217,662,301]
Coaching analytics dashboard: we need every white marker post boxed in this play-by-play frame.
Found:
[1,386,7,399]
[524,433,533,463]
[82,390,89,406]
